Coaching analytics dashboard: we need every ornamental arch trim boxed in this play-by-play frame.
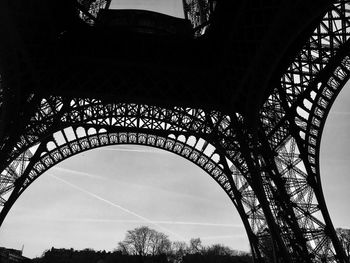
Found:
[0,122,269,261]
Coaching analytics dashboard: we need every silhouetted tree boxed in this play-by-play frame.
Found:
[32,227,253,263]
[183,242,252,263]
[188,238,203,254]
[169,241,189,263]
[151,231,172,256]
[204,243,235,256]
[117,226,171,257]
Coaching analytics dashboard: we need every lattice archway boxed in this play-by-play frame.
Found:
[2,44,350,261]
[2,1,350,262]
[0,110,270,262]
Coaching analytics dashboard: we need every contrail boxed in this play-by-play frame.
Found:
[152,221,242,228]
[52,218,242,228]
[200,234,245,240]
[52,166,104,180]
[49,174,185,240]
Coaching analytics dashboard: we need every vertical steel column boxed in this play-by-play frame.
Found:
[218,152,265,263]
[232,116,292,263]
[257,130,314,262]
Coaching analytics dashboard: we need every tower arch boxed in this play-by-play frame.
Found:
[0,121,268,262]
[1,0,350,262]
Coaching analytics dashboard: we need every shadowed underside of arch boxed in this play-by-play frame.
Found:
[0,110,268,262]
[1,0,350,263]
[0,91,281,259]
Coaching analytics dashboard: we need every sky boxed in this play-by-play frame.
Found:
[109,0,184,17]
[1,0,350,259]
[320,82,350,229]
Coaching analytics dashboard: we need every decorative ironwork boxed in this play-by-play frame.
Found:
[76,0,112,24]
[1,0,350,262]
[0,98,266,261]
[257,1,350,261]
[182,0,215,35]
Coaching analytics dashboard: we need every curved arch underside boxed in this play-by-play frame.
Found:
[1,1,350,263]
[0,102,268,261]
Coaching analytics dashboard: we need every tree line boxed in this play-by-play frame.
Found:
[116,226,251,262]
[33,226,252,263]
[32,226,350,263]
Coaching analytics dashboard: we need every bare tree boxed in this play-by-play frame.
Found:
[170,241,189,262]
[116,241,129,255]
[117,226,171,257]
[150,231,171,256]
[189,238,203,254]
[204,243,235,256]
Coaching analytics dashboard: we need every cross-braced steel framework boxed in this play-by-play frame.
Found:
[1,0,350,262]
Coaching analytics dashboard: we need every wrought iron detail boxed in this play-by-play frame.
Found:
[1,1,350,262]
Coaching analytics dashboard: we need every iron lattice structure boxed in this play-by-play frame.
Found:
[1,0,350,262]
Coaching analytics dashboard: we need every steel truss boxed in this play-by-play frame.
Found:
[0,100,268,261]
[1,0,350,263]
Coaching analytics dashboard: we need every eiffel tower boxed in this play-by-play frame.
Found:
[0,0,350,262]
